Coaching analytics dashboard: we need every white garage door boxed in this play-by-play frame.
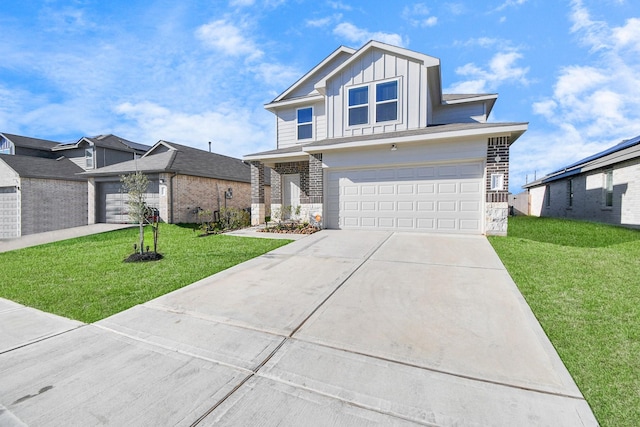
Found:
[0,187,19,239]
[326,162,484,234]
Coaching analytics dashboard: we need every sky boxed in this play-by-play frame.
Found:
[1,0,640,192]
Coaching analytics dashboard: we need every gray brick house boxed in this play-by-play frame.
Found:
[83,140,270,224]
[0,132,150,238]
[0,155,87,238]
[523,134,640,228]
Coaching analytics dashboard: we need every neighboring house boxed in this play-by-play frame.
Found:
[0,155,87,238]
[0,132,150,238]
[0,132,60,159]
[82,140,269,224]
[52,134,150,171]
[523,134,640,228]
[245,41,527,235]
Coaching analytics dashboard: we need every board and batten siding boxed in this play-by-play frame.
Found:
[276,101,326,149]
[325,48,428,139]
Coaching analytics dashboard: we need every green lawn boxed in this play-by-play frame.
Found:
[0,224,291,323]
[489,216,640,427]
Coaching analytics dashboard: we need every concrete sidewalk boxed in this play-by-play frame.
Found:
[0,224,134,253]
[0,230,598,426]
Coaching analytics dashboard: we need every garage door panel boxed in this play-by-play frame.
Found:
[0,187,19,239]
[325,162,483,234]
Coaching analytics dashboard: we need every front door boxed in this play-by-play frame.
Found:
[282,174,301,219]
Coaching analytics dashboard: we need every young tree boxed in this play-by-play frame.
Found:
[121,171,149,254]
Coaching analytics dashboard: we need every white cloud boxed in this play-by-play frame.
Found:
[252,62,302,88]
[115,101,273,158]
[402,3,438,27]
[447,50,529,93]
[612,17,640,52]
[306,14,342,28]
[494,0,527,12]
[327,1,353,11]
[196,19,264,61]
[517,1,640,190]
[333,22,406,47]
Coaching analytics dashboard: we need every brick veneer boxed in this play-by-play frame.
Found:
[485,136,510,203]
[21,178,88,235]
[485,136,510,235]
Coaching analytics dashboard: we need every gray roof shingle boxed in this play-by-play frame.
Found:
[1,133,61,150]
[81,141,251,183]
[0,154,86,181]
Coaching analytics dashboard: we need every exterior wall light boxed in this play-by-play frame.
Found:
[391,144,397,151]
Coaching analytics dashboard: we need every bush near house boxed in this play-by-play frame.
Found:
[489,216,640,427]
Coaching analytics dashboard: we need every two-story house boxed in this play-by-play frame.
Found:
[245,41,528,235]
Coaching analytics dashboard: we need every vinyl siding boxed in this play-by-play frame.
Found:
[325,48,427,139]
[276,101,326,149]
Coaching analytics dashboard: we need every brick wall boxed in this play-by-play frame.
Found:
[537,158,640,227]
[21,178,88,235]
[485,136,510,203]
[485,136,510,235]
[170,174,252,223]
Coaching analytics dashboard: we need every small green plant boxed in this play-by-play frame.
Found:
[219,207,250,230]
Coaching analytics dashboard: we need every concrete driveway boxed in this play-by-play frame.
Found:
[0,230,598,426]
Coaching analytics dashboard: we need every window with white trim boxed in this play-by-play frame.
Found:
[376,80,398,122]
[85,148,94,168]
[490,173,504,191]
[297,107,313,140]
[348,86,368,126]
[604,169,613,207]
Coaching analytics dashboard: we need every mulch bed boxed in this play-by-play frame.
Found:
[123,252,164,263]
[258,223,320,234]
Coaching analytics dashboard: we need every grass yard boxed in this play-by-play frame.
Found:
[0,224,291,323]
[489,216,640,427]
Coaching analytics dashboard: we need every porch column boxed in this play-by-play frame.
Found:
[308,153,324,227]
[485,136,510,236]
[250,161,265,225]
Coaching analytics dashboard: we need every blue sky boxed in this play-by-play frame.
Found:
[1,0,639,191]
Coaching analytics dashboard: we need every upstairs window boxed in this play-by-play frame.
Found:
[376,80,398,122]
[348,86,369,126]
[0,136,13,155]
[85,148,94,168]
[604,169,613,207]
[297,107,313,140]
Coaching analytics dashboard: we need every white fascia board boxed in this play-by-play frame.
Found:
[314,40,440,94]
[243,151,308,163]
[264,94,325,111]
[303,123,528,154]
[271,46,356,103]
[442,94,498,105]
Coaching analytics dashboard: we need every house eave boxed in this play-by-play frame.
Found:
[303,123,528,154]
[264,94,325,111]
